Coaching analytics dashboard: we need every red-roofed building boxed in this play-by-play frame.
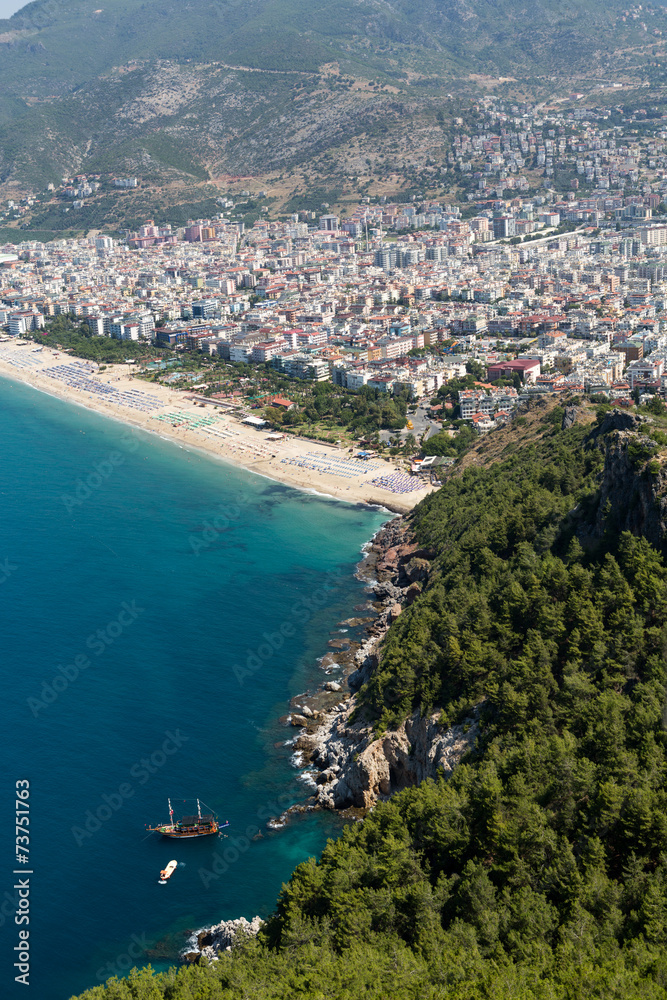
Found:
[269,395,296,410]
[487,359,541,384]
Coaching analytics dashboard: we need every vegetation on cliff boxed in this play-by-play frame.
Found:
[71,408,667,999]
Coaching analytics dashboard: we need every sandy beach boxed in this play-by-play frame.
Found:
[0,341,434,513]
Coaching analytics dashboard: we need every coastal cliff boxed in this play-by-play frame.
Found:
[291,517,478,811]
[303,702,478,810]
[190,405,667,967]
[294,408,667,814]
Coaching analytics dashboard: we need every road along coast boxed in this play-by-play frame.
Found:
[0,341,433,514]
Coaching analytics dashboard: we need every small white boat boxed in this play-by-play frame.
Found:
[159,860,177,883]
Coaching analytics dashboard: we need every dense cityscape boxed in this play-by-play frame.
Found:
[6,93,667,444]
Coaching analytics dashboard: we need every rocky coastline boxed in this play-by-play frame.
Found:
[182,916,264,963]
[285,514,478,813]
[184,514,479,965]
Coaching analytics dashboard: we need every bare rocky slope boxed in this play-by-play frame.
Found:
[1,0,667,190]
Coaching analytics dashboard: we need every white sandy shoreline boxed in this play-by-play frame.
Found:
[0,342,434,514]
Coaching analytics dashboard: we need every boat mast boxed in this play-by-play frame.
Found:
[197,798,201,823]
[168,798,174,826]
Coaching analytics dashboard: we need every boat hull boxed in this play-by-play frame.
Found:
[148,819,229,839]
[158,828,219,838]
[159,860,178,882]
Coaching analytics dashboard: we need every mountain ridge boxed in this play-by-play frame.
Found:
[2,0,667,193]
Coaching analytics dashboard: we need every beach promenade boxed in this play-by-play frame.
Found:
[0,342,434,513]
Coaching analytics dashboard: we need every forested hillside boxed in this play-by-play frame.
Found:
[71,409,667,998]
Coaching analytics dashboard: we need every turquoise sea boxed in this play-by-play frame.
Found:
[0,376,389,1000]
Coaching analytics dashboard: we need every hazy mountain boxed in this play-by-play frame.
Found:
[1,0,665,191]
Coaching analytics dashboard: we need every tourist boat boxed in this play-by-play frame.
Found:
[159,860,177,883]
[147,798,229,839]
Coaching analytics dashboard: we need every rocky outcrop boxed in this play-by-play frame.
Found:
[366,516,433,588]
[182,916,263,964]
[347,632,381,692]
[561,405,579,430]
[597,409,645,434]
[299,703,479,810]
[345,520,430,692]
[586,411,667,549]
[290,714,310,727]
[287,514,459,812]
[404,556,430,583]
[364,518,433,597]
